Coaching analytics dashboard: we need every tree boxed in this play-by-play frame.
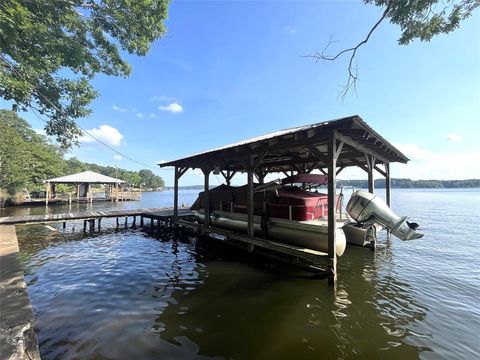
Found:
[139,169,164,189]
[0,0,169,149]
[311,0,479,96]
[0,110,64,194]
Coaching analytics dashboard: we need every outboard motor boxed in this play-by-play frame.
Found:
[346,190,423,241]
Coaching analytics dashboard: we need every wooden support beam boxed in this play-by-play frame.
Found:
[173,166,188,218]
[252,145,270,170]
[327,131,338,285]
[307,144,329,164]
[374,163,387,177]
[385,162,391,207]
[254,169,266,184]
[366,154,376,194]
[220,170,237,185]
[45,181,49,205]
[174,166,179,218]
[336,166,345,176]
[247,153,255,252]
[202,168,211,227]
[335,132,390,164]
[350,158,369,173]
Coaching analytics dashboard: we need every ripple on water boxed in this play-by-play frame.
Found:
[15,189,480,359]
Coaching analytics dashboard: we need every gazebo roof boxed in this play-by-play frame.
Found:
[46,171,125,184]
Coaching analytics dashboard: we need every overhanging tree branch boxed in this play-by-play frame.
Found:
[307,0,393,98]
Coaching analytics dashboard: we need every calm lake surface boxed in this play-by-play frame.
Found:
[7,189,480,359]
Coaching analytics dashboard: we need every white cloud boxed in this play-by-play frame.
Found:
[113,155,123,160]
[81,125,124,146]
[446,133,462,142]
[158,102,183,114]
[392,143,480,180]
[136,112,144,118]
[112,105,127,112]
[149,113,156,119]
[284,26,297,34]
[34,128,46,136]
[150,95,177,102]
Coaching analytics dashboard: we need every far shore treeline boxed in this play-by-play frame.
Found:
[337,179,480,189]
[169,178,480,190]
[0,110,164,200]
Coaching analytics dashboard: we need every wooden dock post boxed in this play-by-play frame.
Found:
[174,167,179,219]
[327,131,343,285]
[202,168,211,228]
[116,217,119,229]
[124,217,128,229]
[83,220,87,232]
[140,216,144,227]
[385,162,391,207]
[366,154,376,194]
[174,167,188,220]
[89,219,94,232]
[247,153,255,252]
[45,181,50,205]
[62,221,66,230]
[98,218,101,231]
[132,216,136,229]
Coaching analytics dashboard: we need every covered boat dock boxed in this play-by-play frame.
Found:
[159,115,409,283]
[44,170,139,204]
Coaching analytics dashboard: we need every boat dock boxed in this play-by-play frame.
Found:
[158,115,408,284]
[0,207,193,230]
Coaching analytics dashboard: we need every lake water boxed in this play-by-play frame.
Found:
[7,189,480,359]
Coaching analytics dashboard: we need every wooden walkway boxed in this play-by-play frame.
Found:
[0,207,192,226]
[0,225,41,359]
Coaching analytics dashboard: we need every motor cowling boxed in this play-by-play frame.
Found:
[346,190,423,241]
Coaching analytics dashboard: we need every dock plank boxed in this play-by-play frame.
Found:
[0,207,170,225]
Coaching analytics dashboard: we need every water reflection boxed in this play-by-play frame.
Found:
[13,189,480,359]
[16,219,437,360]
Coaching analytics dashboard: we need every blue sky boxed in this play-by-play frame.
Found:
[6,1,480,185]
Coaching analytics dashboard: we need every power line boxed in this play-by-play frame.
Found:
[1,53,173,172]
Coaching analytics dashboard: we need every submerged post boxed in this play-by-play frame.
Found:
[327,132,338,285]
